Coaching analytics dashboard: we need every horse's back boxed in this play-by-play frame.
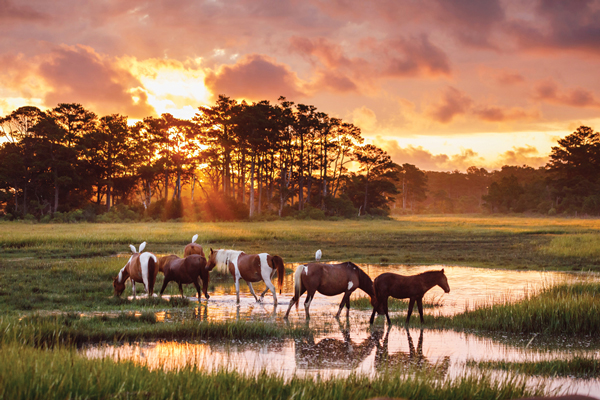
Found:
[184,243,205,258]
[305,262,356,296]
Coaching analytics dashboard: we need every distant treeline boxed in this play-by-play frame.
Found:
[0,98,598,221]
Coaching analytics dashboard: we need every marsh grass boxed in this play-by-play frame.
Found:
[0,342,545,400]
[467,356,600,379]
[0,314,311,347]
[3,216,600,270]
[350,295,445,310]
[426,282,600,336]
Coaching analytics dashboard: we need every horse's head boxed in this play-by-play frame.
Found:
[438,269,450,293]
[206,248,218,271]
[113,276,126,297]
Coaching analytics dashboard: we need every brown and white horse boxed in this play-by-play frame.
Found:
[113,242,158,298]
[206,248,285,305]
[157,254,212,299]
[284,262,375,319]
[184,234,205,258]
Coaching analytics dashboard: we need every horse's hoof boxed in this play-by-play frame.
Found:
[205,294,210,300]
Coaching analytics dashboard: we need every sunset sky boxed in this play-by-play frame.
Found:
[1,0,600,171]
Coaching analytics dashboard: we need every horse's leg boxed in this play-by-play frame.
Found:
[384,297,391,325]
[247,282,259,302]
[304,289,315,319]
[235,277,241,304]
[369,307,378,325]
[178,282,184,298]
[284,297,296,319]
[406,298,416,324]
[131,279,136,299]
[159,278,170,297]
[193,279,203,301]
[336,292,351,318]
[200,276,210,300]
[260,270,277,306]
[417,297,424,323]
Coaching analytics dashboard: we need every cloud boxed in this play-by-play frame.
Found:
[352,107,378,131]
[204,54,307,101]
[495,145,548,168]
[0,0,47,23]
[38,45,155,118]
[534,80,600,108]
[382,35,451,78]
[473,105,540,122]
[374,136,484,171]
[426,87,473,123]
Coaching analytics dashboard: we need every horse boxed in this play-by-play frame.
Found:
[369,269,450,325]
[184,234,205,258]
[283,262,375,319]
[113,242,158,298]
[206,248,285,305]
[157,254,212,299]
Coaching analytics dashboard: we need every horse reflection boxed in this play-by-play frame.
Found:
[295,322,382,370]
[375,327,450,377]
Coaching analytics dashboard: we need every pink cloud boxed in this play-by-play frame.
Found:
[427,87,473,124]
[534,80,600,108]
[205,54,306,101]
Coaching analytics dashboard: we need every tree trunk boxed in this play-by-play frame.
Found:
[249,154,255,218]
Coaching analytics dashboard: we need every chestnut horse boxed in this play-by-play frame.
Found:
[284,262,375,319]
[113,242,158,298]
[206,248,285,305]
[369,269,450,325]
[157,254,212,299]
[184,234,205,258]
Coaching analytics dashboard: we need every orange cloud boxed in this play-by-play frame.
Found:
[426,87,473,123]
[204,54,306,102]
[534,80,600,108]
[495,145,547,168]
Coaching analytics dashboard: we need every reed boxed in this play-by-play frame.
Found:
[467,356,600,378]
[427,282,600,335]
[0,342,545,400]
[0,314,312,347]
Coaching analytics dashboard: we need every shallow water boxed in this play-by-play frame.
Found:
[94,265,600,397]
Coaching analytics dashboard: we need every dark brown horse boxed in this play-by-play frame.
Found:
[284,262,375,319]
[184,234,205,258]
[370,269,450,325]
[113,242,158,298]
[206,249,285,305]
[157,254,212,299]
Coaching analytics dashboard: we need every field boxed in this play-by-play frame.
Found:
[1,215,600,399]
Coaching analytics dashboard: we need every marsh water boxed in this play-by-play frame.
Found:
[83,265,600,397]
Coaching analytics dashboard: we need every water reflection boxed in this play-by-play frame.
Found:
[374,327,450,377]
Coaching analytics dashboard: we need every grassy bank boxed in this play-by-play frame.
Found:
[413,281,600,336]
[467,356,600,379]
[2,216,600,270]
[0,314,311,347]
[0,343,544,400]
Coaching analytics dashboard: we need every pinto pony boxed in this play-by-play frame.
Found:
[369,269,450,325]
[284,262,375,319]
[157,254,212,299]
[113,242,158,298]
[184,234,205,258]
[206,248,285,305]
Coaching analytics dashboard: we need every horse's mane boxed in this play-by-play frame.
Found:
[214,249,243,274]
[346,262,375,297]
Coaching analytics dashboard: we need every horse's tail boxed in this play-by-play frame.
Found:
[272,255,285,294]
[293,265,304,310]
[147,254,157,296]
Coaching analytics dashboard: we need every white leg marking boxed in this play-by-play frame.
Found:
[258,253,277,304]
[131,279,136,298]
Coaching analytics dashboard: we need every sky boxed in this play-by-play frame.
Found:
[1,0,600,171]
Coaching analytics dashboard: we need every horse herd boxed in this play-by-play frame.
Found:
[112,235,451,325]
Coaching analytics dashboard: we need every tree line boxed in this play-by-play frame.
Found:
[0,97,427,222]
[0,97,597,221]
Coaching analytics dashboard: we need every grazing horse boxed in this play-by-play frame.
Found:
[369,269,450,325]
[184,234,205,258]
[113,242,158,298]
[206,248,285,305]
[157,254,212,299]
[284,262,375,319]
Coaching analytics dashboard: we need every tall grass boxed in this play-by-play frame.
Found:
[0,342,545,400]
[429,282,600,335]
[467,356,600,379]
[0,314,311,347]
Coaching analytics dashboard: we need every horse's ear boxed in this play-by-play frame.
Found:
[441,268,445,273]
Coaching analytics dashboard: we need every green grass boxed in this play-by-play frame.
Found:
[422,281,600,336]
[0,342,545,400]
[2,216,600,270]
[350,295,444,310]
[467,356,600,379]
[0,314,311,347]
